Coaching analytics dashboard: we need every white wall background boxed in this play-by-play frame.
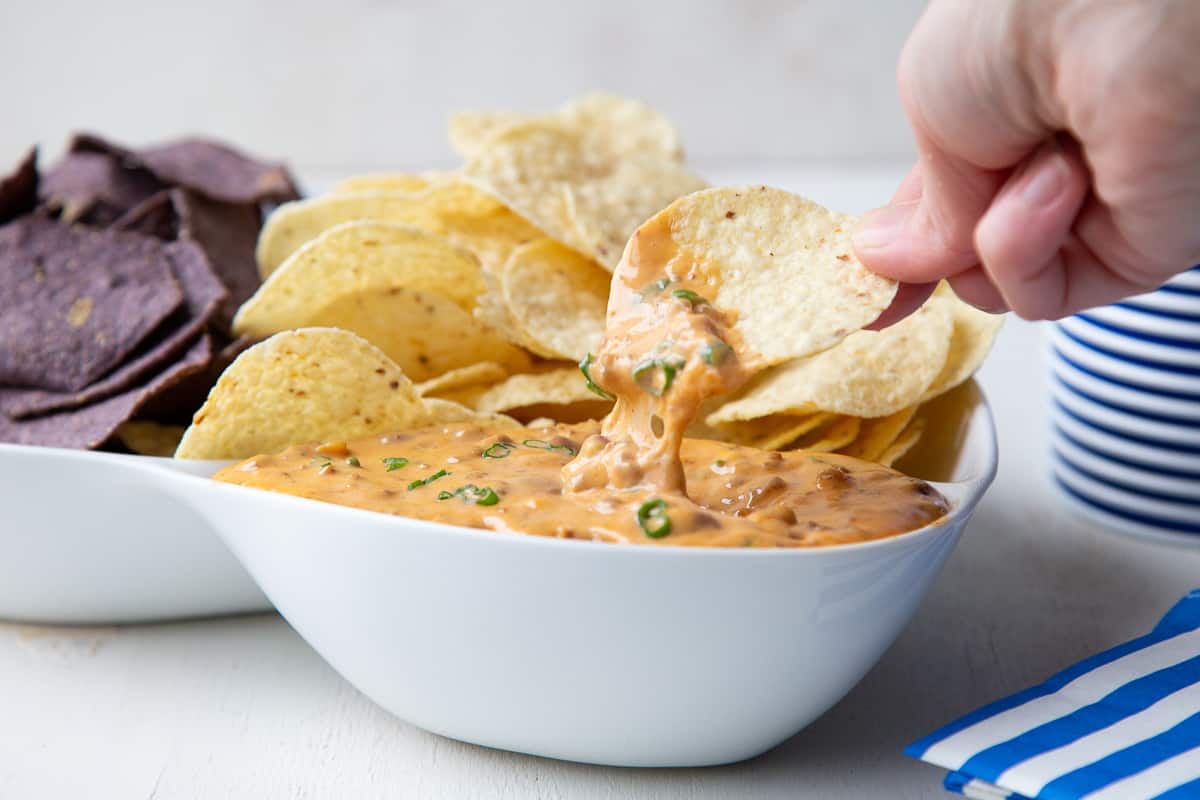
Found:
[1,0,924,172]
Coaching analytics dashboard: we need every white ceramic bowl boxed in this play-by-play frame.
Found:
[0,444,269,623]
[103,392,994,767]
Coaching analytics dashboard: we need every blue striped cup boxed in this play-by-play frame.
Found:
[1048,267,1200,546]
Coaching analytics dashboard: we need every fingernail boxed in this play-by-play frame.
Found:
[1019,152,1067,207]
[854,203,914,251]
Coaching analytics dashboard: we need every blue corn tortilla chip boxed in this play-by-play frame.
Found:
[113,189,263,332]
[176,192,263,331]
[132,335,254,424]
[0,335,212,450]
[0,216,185,391]
[4,239,227,418]
[39,150,164,225]
[70,133,300,205]
[111,189,181,240]
[0,148,38,224]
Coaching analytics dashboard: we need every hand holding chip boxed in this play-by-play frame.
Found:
[855,0,1200,323]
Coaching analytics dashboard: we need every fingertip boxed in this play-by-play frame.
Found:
[947,268,1009,314]
[864,281,938,330]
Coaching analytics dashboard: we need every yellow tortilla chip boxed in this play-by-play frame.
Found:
[176,329,436,460]
[498,238,609,360]
[238,221,486,326]
[475,367,598,412]
[692,413,833,451]
[449,92,683,162]
[474,367,613,423]
[448,110,528,159]
[116,421,185,457]
[921,283,1004,401]
[838,406,919,463]
[792,416,861,452]
[557,92,684,161]
[299,287,532,382]
[471,266,530,349]
[707,295,951,422]
[256,182,543,277]
[879,417,927,468]
[663,186,898,367]
[415,362,509,397]
[462,121,706,270]
[419,397,517,427]
[331,171,447,194]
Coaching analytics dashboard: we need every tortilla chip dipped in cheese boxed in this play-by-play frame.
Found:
[564,185,896,496]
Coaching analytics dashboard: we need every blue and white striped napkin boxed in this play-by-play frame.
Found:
[907,590,1200,799]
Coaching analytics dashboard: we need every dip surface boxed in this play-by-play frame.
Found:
[214,421,948,547]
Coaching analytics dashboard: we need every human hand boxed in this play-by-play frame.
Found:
[857,0,1200,325]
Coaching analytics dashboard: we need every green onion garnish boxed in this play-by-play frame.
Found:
[437,483,500,506]
[632,357,685,397]
[310,457,332,468]
[382,456,409,472]
[636,498,672,538]
[671,288,708,306]
[407,469,450,490]
[579,352,615,400]
[700,340,733,366]
[345,456,361,468]
[483,442,516,459]
[522,438,576,456]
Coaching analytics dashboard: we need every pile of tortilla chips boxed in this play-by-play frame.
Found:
[168,92,1001,465]
[0,135,299,454]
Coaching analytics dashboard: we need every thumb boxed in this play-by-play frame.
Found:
[854,144,1005,283]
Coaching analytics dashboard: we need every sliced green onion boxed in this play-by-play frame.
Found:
[310,457,332,468]
[579,352,614,400]
[700,340,733,366]
[522,438,576,456]
[636,498,672,538]
[482,442,516,459]
[632,357,685,397]
[345,456,361,468]
[671,288,708,306]
[382,456,409,472]
[407,469,450,490]
[437,483,500,506]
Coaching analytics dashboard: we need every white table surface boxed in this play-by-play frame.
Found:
[4,165,1199,800]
